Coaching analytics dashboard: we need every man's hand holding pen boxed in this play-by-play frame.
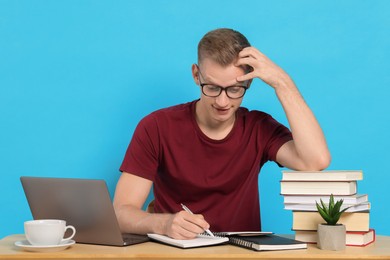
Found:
[161,204,213,240]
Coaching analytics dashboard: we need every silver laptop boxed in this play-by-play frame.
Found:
[20,176,149,246]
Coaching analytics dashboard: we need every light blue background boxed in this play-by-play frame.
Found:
[1,0,389,238]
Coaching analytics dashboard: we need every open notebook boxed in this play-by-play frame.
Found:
[148,234,228,248]
[148,232,307,251]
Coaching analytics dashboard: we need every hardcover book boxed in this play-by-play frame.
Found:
[280,181,357,195]
[284,202,370,212]
[294,229,375,247]
[282,170,363,181]
[292,211,370,232]
[283,194,368,205]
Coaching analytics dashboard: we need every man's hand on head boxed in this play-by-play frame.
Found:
[235,47,292,89]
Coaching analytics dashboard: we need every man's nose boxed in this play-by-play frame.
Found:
[215,90,230,106]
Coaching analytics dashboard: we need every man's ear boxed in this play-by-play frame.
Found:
[191,64,200,85]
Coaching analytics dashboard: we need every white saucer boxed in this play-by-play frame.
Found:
[14,239,75,252]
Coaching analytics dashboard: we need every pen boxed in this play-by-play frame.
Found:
[181,203,215,237]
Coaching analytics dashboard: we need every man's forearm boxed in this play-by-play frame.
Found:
[275,77,331,170]
[115,204,170,235]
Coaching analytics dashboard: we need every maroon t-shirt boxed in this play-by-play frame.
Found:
[120,100,292,232]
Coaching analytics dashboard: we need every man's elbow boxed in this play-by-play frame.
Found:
[309,152,332,171]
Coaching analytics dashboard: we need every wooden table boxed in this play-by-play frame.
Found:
[1,234,390,260]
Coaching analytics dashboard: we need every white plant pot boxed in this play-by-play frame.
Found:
[317,224,346,251]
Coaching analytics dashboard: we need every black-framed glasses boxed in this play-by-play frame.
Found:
[197,65,249,99]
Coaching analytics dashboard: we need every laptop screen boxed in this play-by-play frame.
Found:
[20,176,147,246]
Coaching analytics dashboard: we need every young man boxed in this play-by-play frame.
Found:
[113,28,331,239]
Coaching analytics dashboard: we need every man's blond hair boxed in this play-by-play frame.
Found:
[198,28,251,70]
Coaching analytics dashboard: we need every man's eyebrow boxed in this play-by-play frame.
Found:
[199,71,248,87]
[203,78,248,87]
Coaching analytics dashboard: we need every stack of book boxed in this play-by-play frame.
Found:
[281,170,375,247]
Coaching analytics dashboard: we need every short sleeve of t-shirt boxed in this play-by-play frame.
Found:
[259,114,293,164]
[119,113,160,181]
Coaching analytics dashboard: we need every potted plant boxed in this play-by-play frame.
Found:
[316,194,350,250]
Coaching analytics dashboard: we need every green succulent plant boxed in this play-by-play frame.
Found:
[315,194,350,225]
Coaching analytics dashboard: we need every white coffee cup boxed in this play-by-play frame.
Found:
[24,219,76,246]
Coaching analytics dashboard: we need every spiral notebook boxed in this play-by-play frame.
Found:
[148,232,307,251]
